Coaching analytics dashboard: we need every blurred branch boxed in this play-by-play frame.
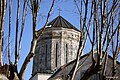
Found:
[17,0,29,67]
[14,0,20,66]
[8,0,12,64]
[0,0,6,66]
[19,0,56,79]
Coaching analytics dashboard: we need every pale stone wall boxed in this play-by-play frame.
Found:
[61,28,80,63]
[0,74,8,80]
[30,73,52,80]
[32,27,80,76]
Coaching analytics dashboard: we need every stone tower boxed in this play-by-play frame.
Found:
[30,15,81,80]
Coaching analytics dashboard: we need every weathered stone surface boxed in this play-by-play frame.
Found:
[48,52,120,80]
[32,27,80,75]
[31,16,81,80]
[30,73,52,80]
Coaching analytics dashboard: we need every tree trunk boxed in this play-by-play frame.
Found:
[0,0,6,66]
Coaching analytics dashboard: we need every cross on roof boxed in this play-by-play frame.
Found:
[58,8,62,16]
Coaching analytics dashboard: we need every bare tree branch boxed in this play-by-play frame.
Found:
[17,0,29,66]
[0,0,6,66]
[14,0,20,66]
[8,0,12,64]
[19,0,56,79]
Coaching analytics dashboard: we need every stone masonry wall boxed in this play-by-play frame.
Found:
[32,27,80,75]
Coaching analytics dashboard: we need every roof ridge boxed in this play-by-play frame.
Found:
[47,15,80,31]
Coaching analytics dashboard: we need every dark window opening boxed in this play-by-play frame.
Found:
[66,44,68,63]
[55,43,58,67]
[45,44,47,69]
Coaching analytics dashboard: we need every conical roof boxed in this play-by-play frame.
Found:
[47,16,79,31]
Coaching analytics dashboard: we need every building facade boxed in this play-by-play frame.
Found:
[30,15,81,80]
[48,52,120,80]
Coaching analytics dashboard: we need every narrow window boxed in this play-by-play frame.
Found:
[45,44,47,68]
[55,43,58,67]
[66,44,68,63]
